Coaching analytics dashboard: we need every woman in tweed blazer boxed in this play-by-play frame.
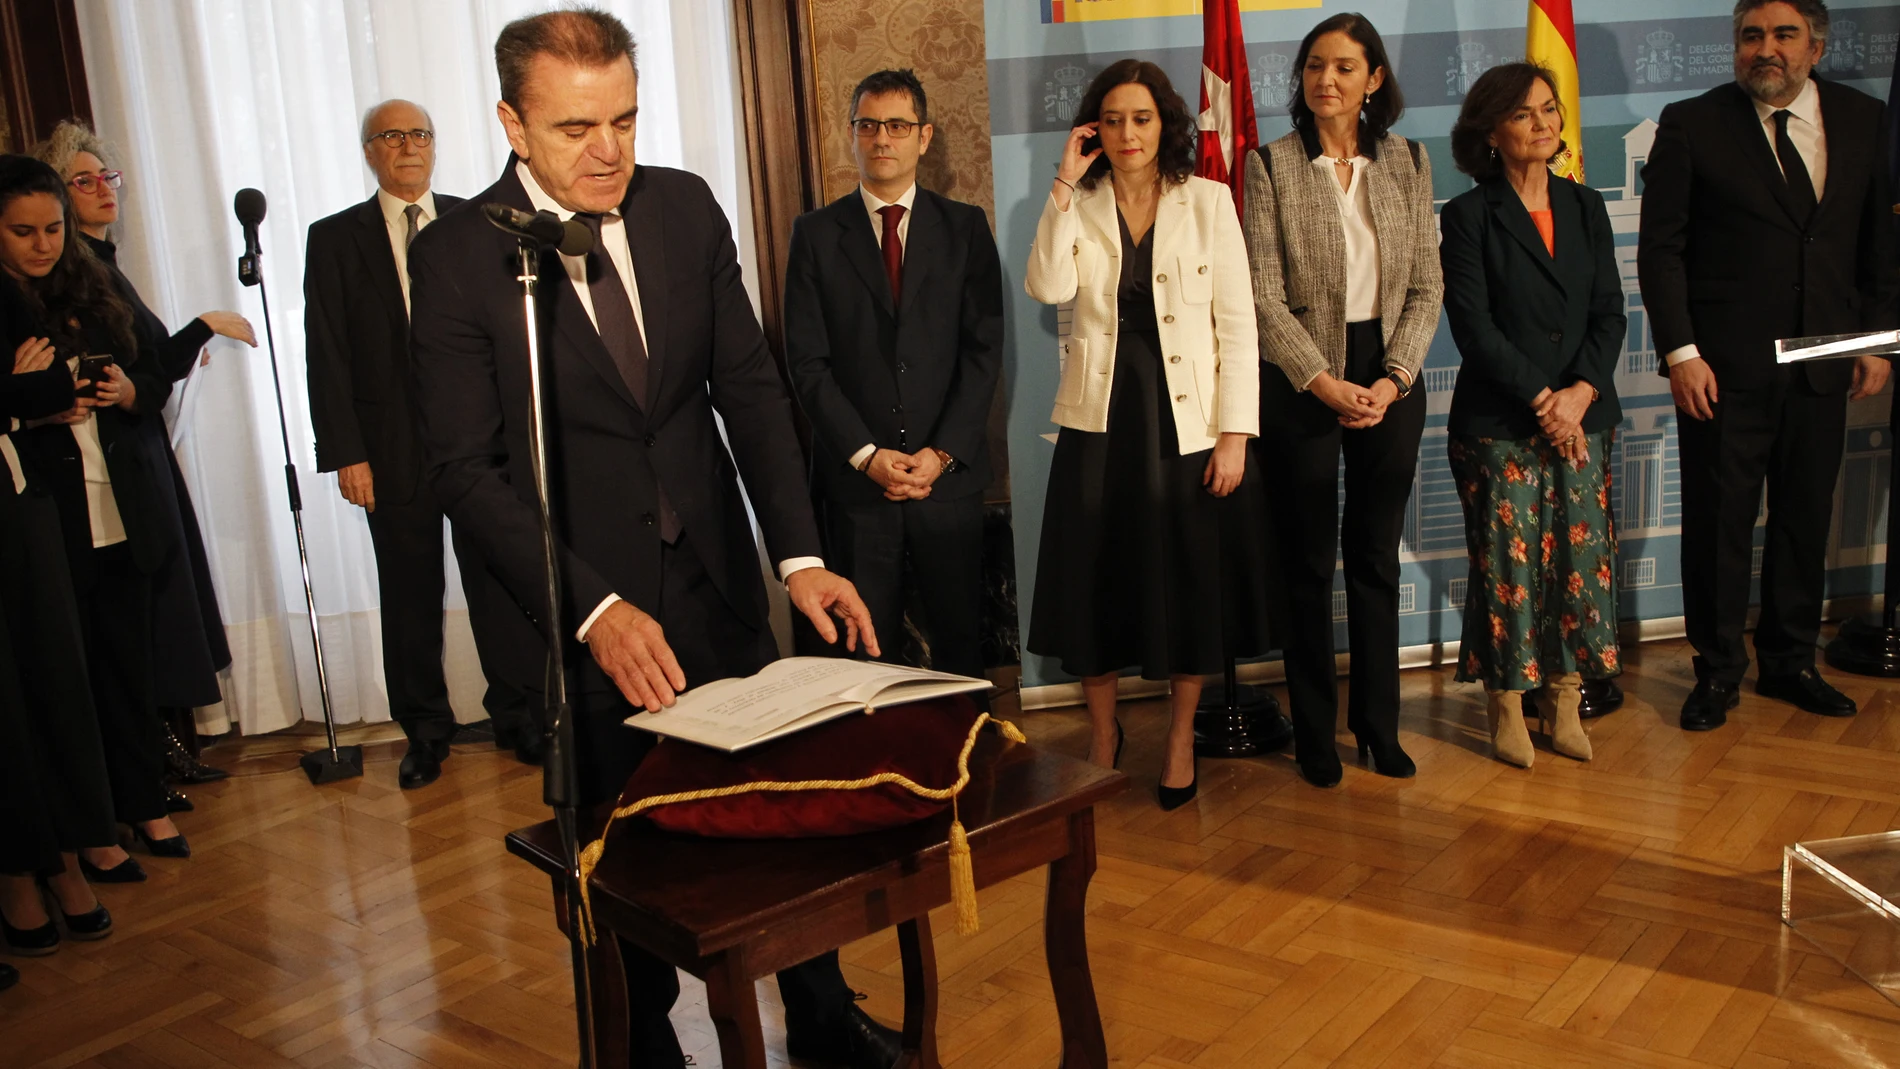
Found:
[1243,13,1443,788]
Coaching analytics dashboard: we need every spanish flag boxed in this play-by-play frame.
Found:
[1526,0,1584,182]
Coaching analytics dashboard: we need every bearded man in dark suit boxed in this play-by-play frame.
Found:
[1638,0,1897,732]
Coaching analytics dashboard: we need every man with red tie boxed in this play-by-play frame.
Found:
[782,69,1004,680]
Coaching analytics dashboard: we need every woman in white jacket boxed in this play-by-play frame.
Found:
[1024,59,1271,811]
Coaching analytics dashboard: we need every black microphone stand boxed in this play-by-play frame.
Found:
[509,237,596,1068]
[238,230,360,783]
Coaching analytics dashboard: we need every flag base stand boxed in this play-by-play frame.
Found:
[1824,616,1900,678]
[298,745,364,785]
[1193,660,1293,758]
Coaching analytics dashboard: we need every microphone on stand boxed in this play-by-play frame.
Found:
[483,203,594,256]
[227,187,358,783]
[234,188,266,287]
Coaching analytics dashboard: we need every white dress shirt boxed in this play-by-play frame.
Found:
[377,187,435,314]
[1315,155,1381,324]
[1,423,23,495]
[1663,77,1827,368]
[64,357,126,547]
[513,163,824,638]
[847,183,917,472]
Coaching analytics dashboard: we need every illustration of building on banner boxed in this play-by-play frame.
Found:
[1380,117,1890,647]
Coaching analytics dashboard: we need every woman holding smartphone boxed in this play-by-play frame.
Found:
[0,158,123,955]
[0,154,190,872]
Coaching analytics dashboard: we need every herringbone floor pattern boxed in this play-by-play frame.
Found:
[5,635,1900,1067]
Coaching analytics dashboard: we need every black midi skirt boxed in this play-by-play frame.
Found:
[0,486,119,874]
[1028,327,1277,680]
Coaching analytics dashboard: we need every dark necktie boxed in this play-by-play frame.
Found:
[877,204,905,308]
[1771,110,1817,221]
[575,212,679,542]
[403,203,422,250]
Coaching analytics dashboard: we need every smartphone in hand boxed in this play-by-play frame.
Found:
[75,354,114,400]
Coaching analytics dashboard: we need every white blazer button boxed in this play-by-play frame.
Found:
[1163,314,1175,324]
[1169,355,1182,364]
[1072,244,1079,254]
[1175,394,1187,403]
[1157,273,1167,283]
[1198,265,1207,274]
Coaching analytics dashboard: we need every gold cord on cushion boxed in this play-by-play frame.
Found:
[574,714,1028,945]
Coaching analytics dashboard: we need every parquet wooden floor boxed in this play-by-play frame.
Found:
[6,634,1900,1067]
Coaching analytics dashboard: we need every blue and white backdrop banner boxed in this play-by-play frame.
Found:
[985,0,1899,689]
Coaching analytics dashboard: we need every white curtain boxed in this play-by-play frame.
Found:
[73,0,756,736]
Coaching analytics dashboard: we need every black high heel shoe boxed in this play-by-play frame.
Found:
[78,854,146,884]
[1296,750,1343,788]
[1355,735,1417,779]
[1,905,58,957]
[1113,719,1125,770]
[39,885,109,942]
[134,826,191,859]
[1156,754,1198,811]
[1157,776,1198,811]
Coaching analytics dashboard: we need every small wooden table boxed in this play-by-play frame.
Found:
[506,735,1126,1068]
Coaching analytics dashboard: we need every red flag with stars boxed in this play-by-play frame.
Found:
[1196,0,1259,213]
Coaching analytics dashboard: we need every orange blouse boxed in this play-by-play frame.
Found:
[1528,208,1555,256]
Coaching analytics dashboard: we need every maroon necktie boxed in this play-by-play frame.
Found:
[877,204,905,306]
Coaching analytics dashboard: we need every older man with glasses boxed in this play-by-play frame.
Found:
[303,98,535,788]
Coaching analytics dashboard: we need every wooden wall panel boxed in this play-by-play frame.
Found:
[0,0,90,152]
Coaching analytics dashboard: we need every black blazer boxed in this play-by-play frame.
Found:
[1638,77,1897,394]
[304,191,465,507]
[82,234,213,384]
[1440,175,1625,440]
[0,279,71,430]
[782,188,1002,503]
[16,308,176,584]
[408,162,820,692]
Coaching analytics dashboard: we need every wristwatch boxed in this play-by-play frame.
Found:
[1386,370,1414,398]
[932,448,961,474]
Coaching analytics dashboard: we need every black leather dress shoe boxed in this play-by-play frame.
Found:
[511,732,545,767]
[784,1004,903,1069]
[1757,668,1857,717]
[1680,679,1740,732]
[165,787,194,813]
[398,739,450,790]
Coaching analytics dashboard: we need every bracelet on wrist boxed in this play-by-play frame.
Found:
[1053,175,1076,192]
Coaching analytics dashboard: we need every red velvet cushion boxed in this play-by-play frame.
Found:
[616,694,983,838]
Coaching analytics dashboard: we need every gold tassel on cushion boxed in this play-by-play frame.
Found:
[573,712,1025,945]
[947,804,980,935]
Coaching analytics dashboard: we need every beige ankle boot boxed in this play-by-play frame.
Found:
[1487,689,1534,768]
[1536,673,1593,761]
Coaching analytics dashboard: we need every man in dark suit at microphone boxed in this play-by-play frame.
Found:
[407,10,898,1069]
[305,99,536,789]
